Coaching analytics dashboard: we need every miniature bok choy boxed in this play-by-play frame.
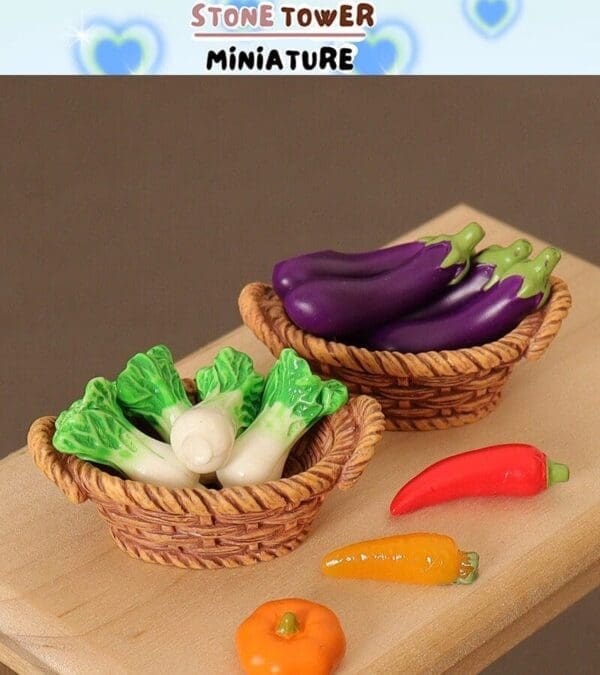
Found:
[170,348,265,473]
[217,349,348,487]
[53,378,199,488]
[116,345,191,441]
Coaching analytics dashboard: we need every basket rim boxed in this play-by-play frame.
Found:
[239,276,572,378]
[29,394,384,516]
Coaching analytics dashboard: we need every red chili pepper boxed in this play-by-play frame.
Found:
[390,443,569,516]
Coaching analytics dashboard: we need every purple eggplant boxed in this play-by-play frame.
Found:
[366,247,561,353]
[283,223,485,340]
[403,239,533,321]
[273,241,425,299]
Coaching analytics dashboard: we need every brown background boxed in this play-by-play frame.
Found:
[1,77,598,673]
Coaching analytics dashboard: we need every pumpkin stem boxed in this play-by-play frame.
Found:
[276,611,300,637]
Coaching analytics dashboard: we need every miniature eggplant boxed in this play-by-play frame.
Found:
[273,241,426,299]
[403,239,532,321]
[283,223,485,340]
[366,247,561,353]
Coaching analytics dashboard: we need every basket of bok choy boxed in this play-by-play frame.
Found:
[240,223,572,431]
[28,345,384,569]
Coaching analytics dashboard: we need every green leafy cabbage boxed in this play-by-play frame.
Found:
[217,349,348,486]
[195,347,265,432]
[54,377,198,488]
[259,348,348,436]
[116,344,191,440]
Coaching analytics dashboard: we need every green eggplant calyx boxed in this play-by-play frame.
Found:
[501,246,561,306]
[425,222,486,272]
[547,460,570,487]
[454,551,480,585]
[477,238,533,290]
[276,612,301,638]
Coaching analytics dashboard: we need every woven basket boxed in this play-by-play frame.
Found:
[28,386,384,570]
[239,278,572,432]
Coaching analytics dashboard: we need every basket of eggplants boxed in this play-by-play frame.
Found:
[239,222,572,431]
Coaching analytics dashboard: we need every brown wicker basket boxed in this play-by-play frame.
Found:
[239,278,572,432]
[28,389,384,570]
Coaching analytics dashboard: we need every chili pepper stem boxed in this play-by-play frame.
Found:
[547,460,570,487]
[454,552,480,585]
[276,611,301,638]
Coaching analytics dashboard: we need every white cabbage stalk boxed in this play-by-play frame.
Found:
[170,348,265,474]
[171,397,237,473]
[53,378,199,489]
[217,349,348,487]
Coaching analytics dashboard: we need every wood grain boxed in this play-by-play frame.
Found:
[1,204,598,674]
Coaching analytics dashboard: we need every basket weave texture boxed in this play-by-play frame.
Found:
[239,278,572,432]
[28,388,384,570]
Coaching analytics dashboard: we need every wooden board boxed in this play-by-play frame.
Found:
[1,204,599,675]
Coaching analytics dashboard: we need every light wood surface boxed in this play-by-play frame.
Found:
[1,204,598,674]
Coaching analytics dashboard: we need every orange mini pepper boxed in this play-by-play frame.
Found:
[236,598,346,675]
[321,533,479,585]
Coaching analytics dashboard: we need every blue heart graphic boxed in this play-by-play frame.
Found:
[354,39,396,75]
[352,21,417,75]
[464,0,520,38]
[95,39,142,75]
[476,0,507,27]
[74,19,163,75]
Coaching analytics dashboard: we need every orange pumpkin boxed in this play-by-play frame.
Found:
[236,598,346,675]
